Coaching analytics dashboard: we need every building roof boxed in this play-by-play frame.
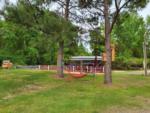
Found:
[70,56,102,61]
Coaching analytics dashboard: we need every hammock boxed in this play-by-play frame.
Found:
[69,72,87,78]
[66,66,87,78]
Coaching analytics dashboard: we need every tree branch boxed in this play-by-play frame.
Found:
[109,0,131,33]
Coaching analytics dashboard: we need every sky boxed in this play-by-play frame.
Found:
[138,2,150,20]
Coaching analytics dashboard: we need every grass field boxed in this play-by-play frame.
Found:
[0,69,150,113]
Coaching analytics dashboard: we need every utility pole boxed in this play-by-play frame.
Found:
[143,32,148,76]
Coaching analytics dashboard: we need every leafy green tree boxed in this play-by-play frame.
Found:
[1,0,78,71]
[113,12,145,59]
[0,20,46,64]
[76,43,91,56]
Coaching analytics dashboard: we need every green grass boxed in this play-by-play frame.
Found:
[0,69,150,113]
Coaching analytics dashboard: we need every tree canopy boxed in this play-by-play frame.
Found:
[0,0,84,65]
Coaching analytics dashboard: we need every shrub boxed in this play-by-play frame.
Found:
[112,57,150,70]
[0,55,25,66]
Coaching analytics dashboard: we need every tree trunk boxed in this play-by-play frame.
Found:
[104,0,112,84]
[57,41,64,78]
[143,33,147,76]
[56,0,70,78]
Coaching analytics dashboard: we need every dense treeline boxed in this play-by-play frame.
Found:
[0,20,89,65]
[0,1,89,65]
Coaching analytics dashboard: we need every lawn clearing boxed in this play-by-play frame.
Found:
[0,69,150,113]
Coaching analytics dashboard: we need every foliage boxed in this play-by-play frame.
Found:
[113,57,150,70]
[0,0,85,65]
[90,28,105,56]
[113,12,145,58]
[0,20,57,65]
[0,21,37,64]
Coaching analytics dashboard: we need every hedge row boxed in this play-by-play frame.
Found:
[112,57,150,70]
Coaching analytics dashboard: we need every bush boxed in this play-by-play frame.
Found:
[112,57,150,70]
[0,55,25,66]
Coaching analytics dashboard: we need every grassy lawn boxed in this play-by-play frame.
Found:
[0,69,150,113]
